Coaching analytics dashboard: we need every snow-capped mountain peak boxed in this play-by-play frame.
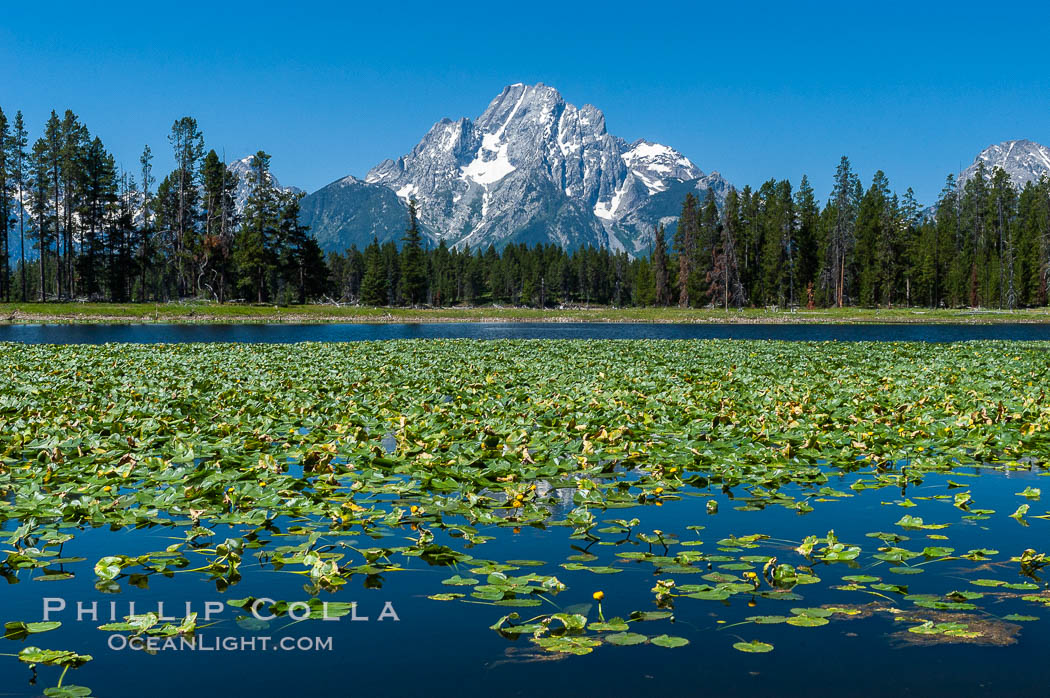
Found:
[622,140,702,193]
[350,83,729,253]
[959,139,1050,188]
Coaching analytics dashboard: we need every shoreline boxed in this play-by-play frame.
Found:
[4,304,1050,326]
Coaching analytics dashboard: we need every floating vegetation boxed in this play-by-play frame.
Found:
[0,339,1049,693]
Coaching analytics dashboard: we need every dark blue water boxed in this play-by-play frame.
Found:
[2,322,1050,343]
[2,467,1048,697]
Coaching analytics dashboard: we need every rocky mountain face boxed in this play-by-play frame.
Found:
[959,139,1050,189]
[297,175,431,254]
[302,83,729,254]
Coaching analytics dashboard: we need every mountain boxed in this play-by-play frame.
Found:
[298,175,428,253]
[959,139,1050,189]
[303,83,729,254]
[227,156,303,213]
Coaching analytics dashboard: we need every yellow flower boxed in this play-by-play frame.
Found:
[654,487,664,495]
[592,591,605,601]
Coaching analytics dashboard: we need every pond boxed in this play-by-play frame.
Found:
[2,321,1050,344]
[1,340,1048,697]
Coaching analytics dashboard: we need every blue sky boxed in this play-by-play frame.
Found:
[3,1,1049,205]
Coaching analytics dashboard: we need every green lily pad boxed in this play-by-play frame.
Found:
[733,640,774,653]
[651,634,690,648]
[604,632,648,646]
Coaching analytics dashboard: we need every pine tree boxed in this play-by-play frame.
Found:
[794,175,820,294]
[856,171,893,306]
[10,112,28,301]
[691,189,720,304]
[898,188,921,306]
[79,136,116,298]
[959,162,990,307]
[399,199,426,305]
[201,150,239,302]
[936,175,966,307]
[824,156,859,307]
[234,151,277,302]
[737,186,761,299]
[652,224,670,305]
[41,112,62,299]
[708,188,745,309]
[108,172,137,302]
[1016,179,1049,306]
[989,167,1017,308]
[756,179,795,306]
[59,110,87,296]
[0,107,10,301]
[360,237,388,305]
[277,191,327,303]
[168,117,204,297]
[137,145,155,301]
[674,192,699,306]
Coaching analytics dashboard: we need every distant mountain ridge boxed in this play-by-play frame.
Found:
[300,83,730,253]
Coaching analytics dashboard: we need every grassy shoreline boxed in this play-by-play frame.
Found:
[3,301,1050,325]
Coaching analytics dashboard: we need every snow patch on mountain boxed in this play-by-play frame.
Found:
[959,139,1050,189]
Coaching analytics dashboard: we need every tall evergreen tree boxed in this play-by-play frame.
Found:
[79,136,116,298]
[0,107,10,301]
[278,191,327,303]
[201,150,239,302]
[9,111,29,300]
[59,110,87,296]
[359,237,388,305]
[674,192,699,306]
[989,167,1017,308]
[824,156,859,307]
[399,199,426,305]
[959,162,990,307]
[652,224,670,305]
[794,175,820,297]
[855,170,893,306]
[708,188,745,309]
[898,188,921,306]
[234,151,278,303]
[137,145,155,301]
[756,179,795,306]
[108,171,137,302]
[168,117,204,297]
[41,112,63,299]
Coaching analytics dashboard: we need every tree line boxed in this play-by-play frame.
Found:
[0,106,326,304]
[329,156,1050,309]
[1,105,1048,308]
[666,157,1050,310]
